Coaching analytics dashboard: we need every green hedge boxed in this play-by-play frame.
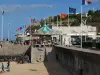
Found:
[82,42,100,49]
[82,42,93,48]
[96,42,100,49]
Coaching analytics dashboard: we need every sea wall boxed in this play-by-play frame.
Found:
[54,45,100,75]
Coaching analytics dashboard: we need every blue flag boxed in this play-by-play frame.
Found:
[69,7,76,14]
[20,27,22,30]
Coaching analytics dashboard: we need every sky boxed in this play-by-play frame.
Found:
[0,0,100,40]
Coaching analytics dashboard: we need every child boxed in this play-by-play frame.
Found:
[2,63,4,72]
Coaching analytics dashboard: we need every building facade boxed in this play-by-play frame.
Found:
[52,25,96,45]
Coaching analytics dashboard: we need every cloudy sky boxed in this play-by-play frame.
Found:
[0,0,100,40]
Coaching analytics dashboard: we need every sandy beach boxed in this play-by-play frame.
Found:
[0,47,70,75]
[0,62,49,75]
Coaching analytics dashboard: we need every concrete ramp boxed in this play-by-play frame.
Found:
[31,47,45,63]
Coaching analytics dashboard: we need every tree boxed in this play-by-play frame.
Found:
[88,10,94,16]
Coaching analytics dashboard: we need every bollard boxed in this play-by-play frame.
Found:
[44,48,48,62]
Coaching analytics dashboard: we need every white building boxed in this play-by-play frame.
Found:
[15,33,39,43]
[52,25,96,46]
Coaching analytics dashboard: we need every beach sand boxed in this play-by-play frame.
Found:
[0,62,49,75]
[0,47,70,75]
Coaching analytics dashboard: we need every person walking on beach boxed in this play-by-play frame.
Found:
[7,60,10,68]
[7,60,10,72]
[2,63,4,72]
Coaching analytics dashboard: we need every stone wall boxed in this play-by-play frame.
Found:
[54,46,100,75]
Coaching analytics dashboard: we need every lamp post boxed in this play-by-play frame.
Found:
[8,23,11,41]
[1,10,4,42]
[84,15,91,42]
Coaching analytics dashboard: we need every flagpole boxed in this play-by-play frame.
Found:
[59,14,61,45]
[1,12,4,41]
[68,8,71,46]
[81,5,83,49]
[8,23,10,41]
[23,25,25,43]
[60,14,62,26]
[52,16,53,26]
[57,16,58,28]
[30,19,32,45]
[60,14,62,45]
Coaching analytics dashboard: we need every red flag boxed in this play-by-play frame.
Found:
[18,28,21,31]
[60,14,67,19]
[86,0,92,4]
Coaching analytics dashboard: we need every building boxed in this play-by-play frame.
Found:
[52,25,96,45]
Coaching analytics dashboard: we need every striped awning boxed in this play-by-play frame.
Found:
[38,25,53,34]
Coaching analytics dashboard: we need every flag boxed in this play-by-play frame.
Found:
[23,25,27,28]
[82,0,92,5]
[69,7,76,14]
[2,11,4,15]
[60,14,67,19]
[16,30,18,32]
[29,25,32,28]
[17,27,22,31]
[33,18,36,22]
[18,28,20,31]
[40,19,44,23]
[30,18,34,23]
[20,27,22,30]
[30,18,36,23]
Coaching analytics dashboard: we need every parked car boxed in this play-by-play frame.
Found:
[71,39,81,45]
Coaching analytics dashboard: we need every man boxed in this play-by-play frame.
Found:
[7,60,10,68]
[6,60,10,72]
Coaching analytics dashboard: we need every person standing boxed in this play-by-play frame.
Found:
[2,63,4,72]
[6,59,10,72]
[7,60,10,69]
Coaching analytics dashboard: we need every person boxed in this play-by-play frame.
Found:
[2,63,4,72]
[42,42,45,47]
[7,60,10,69]
[0,44,2,48]
[14,57,16,61]
[6,60,10,72]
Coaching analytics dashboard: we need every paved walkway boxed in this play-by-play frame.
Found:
[1,47,70,75]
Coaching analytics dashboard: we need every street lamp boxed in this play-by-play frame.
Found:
[83,15,91,42]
